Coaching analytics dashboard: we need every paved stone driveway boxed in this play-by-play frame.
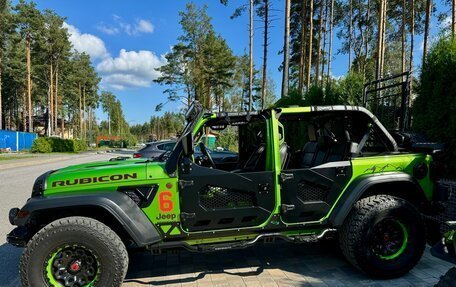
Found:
[123,242,452,287]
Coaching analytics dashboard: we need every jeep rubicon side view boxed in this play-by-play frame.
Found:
[8,101,443,286]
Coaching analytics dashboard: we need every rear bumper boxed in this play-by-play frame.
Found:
[431,239,456,264]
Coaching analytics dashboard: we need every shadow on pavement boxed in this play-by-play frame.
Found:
[124,241,449,286]
[0,240,449,286]
[124,241,361,286]
[0,243,22,287]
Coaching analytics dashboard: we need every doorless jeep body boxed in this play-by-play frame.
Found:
[8,103,439,252]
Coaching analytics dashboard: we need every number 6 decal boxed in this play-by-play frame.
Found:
[159,191,173,212]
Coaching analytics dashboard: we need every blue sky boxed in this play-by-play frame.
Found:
[32,0,450,125]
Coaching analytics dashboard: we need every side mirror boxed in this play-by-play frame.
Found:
[181,132,194,156]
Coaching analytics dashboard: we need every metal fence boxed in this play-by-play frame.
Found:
[363,72,411,132]
[0,130,38,152]
[431,180,456,234]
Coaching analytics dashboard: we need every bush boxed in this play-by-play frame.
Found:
[414,37,456,176]
[31,137,52,153]
[72,139,87,152]
[31,137,87,153]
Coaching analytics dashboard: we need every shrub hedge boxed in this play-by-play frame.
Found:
[414,37,456,176]
[31,137,87,153]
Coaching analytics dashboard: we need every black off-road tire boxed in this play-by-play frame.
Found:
[435,267,456,287]
[339,195,426,278]
[19,216,128,287]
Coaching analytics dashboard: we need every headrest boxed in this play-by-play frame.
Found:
[308,124,316,141]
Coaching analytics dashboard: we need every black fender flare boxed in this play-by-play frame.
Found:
[328,172,427,227]
[14,192,162,247]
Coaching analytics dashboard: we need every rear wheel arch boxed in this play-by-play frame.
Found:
[360,180,429,210]
[330,173,429,227]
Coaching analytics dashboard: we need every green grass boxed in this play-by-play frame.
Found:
[0,155,36,161]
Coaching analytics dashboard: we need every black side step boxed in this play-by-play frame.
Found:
[147,229,337,253]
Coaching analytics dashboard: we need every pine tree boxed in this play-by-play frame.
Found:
[306,0,314,88]
[326,0,334,85]
[281,0,291,98]
[15,0,44,132]
[422,0,432,66]
[0,0,12,130]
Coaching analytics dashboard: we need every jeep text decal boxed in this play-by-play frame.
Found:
[52,173,137,187]
[156,191,176,220]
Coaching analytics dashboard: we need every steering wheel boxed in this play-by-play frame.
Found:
[198,142,216,169]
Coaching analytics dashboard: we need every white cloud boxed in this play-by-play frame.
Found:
[109,16,155,36]
[63,22,110,60]
[97,49,165,90]
[96,24,120,35]
[136,19,154,33]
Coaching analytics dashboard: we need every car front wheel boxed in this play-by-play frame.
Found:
[19,216,128,287]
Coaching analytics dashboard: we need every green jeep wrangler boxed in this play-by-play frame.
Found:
[8,102,443,286]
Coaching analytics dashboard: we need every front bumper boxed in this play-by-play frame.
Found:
[7,207,32,247]
[6,226,30,247]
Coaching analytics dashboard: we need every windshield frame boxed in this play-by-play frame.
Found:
[164,101,205,174]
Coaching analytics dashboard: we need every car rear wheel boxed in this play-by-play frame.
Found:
[19,216,128,287]
[339,195,426,278]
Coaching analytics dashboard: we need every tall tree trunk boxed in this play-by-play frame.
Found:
[79,83,82,138]
[315,0,324,85]
[0,52,2,130]
[298,0,307,94]
[306,0,314,88]
[83,86,86,140]
[365,0,371,62]
[348,0,353,71]
[22,90,26,132]
[401,0,406,74]
[49,62,54,135]
[281,0,291,98]
[423,0,431,67]
[108,114,111,135]
[327,0,334,85]
[380,0,387,78]
[55,64,59,135]
[261,0,269,109]
[248,0,254,111]
[321,0,328,86]
[26,36,32,133]
[453,0,456,38]
[410,0,415,92]
[61,106,64,139]
[376,0,384,81]
[88,106,92,146]
[357,0,365,74]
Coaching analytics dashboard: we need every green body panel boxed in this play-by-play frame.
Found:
[44,159,155,196]
[351,153,433,199]
[37,106,435,247]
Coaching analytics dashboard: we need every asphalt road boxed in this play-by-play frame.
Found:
[0,153,453,287]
